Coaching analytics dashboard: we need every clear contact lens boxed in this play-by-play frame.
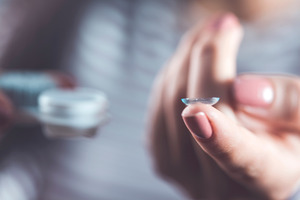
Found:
[181,97,220,106]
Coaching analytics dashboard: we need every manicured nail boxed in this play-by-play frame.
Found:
[233,76,274,107]
[213,13,238,30]
[182,112,212,139]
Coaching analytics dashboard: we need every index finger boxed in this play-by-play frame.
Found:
[187,13,243,101]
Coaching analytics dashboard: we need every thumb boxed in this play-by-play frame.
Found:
[232,74,300,131]
[181,104,266,186]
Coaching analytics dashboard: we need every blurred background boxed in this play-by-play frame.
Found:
[0,0,185,199]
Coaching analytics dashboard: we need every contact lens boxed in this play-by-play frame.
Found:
[181,97,220,106]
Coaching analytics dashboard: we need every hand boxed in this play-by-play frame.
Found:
[182,74,300,199]
[0,71,75,132]
[46,71,76,89]
[147,13,300,199]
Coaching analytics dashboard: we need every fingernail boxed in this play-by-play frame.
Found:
[213,13,238,30]
[182,112,212,139]
[233,76,274,107]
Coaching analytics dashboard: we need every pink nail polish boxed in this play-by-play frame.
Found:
[233,76,274,107]
[183,112,212,139]
[213,13,238,29]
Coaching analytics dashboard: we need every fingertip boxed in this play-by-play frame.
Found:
[46,71,77,89]
[182,104,220,141]
[182,111,213,140]
[55,74,77,89]
[181,103,212,117]
[211,12,240,30]
[233,75,274,108]
[181,103,250,158]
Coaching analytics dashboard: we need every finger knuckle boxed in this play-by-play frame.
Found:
[191,40,216,60]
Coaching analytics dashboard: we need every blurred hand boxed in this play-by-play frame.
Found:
[0,71,75,134]
[46,71,76,89]
[148,13,300,199]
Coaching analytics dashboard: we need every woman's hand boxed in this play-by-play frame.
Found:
[182,74,300,199]
[0,71,75,135]
[148,13,300,199]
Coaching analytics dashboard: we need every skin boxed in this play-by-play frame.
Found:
[148,14,300,199]
[0,0,299,199]
[0,0,77,133]
[0,72,75,132]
